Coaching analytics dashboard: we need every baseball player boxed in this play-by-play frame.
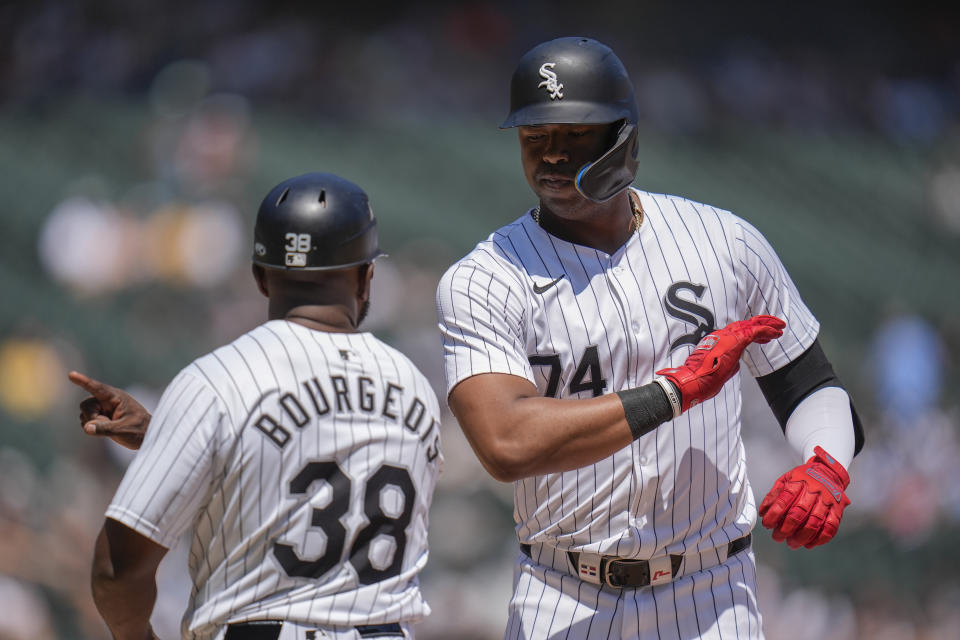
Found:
[436,37,864,639]
[71,173,443,640]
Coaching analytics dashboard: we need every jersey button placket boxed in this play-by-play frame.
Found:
[609,260,643,336]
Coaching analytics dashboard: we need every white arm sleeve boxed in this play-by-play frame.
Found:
[784,386,855,468]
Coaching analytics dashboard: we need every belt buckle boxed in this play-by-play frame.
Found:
[602,558,632,588]
[602,555,674,588]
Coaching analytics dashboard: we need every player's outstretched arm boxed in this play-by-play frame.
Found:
[449,315,784,481]
[68,371,153,450]
[449,373,633,481]
[758,446,851,548]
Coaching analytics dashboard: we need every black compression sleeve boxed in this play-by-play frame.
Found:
[756,339,865,454]
[617,382,675,440]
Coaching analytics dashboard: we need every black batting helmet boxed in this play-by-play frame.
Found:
[501,37,640,202]
[252,172,384,270]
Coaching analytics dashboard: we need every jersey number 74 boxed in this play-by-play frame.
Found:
[529,345,607,398]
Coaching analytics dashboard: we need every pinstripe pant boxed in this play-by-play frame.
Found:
[505,546,763,640]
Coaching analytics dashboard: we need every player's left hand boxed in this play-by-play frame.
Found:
[758,446,851,549]
[68,371,152,450]
[656,314,785,412]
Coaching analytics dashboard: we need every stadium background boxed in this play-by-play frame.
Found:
[1,1,959,637]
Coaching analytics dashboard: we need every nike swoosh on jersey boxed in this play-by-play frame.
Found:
[532,275,565,294]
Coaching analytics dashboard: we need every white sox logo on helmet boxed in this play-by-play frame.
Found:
[538,62,563,99]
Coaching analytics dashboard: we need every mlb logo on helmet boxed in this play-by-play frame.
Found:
[285,253,307,267]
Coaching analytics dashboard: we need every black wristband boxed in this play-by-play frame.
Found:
[617,382,675,440]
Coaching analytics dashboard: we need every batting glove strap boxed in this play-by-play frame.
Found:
[812,445,850,490]
[652,376,681,418]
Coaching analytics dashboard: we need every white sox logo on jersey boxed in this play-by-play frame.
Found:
[538,62,564,99]
[664,281,716,351]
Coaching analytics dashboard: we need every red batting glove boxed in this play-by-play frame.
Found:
[656,315,785,412]
[759,446,851,549]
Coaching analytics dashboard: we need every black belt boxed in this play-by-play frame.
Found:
[520,533,751,589]
[224,621,403,639]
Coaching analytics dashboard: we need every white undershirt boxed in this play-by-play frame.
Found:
[784,386,855,468]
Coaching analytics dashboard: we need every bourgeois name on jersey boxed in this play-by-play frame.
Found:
[247,372,441,462]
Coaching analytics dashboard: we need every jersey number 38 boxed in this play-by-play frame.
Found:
[273,460,415,585]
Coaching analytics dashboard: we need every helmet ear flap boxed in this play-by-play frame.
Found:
[575,122,639,202]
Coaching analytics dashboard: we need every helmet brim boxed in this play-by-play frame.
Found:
[252,250,386,272]
[500,101,630,129]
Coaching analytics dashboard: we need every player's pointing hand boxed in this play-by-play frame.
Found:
[68,371,152,450]
[657,315,786,413]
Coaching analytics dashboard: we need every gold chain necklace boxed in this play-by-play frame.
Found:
[533,192,645,232]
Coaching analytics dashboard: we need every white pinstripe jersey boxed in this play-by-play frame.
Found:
[437,187,818,559]
[106,320,443,639]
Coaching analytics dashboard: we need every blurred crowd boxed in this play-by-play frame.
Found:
[3,1,960,139]
[1,1,959,638]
